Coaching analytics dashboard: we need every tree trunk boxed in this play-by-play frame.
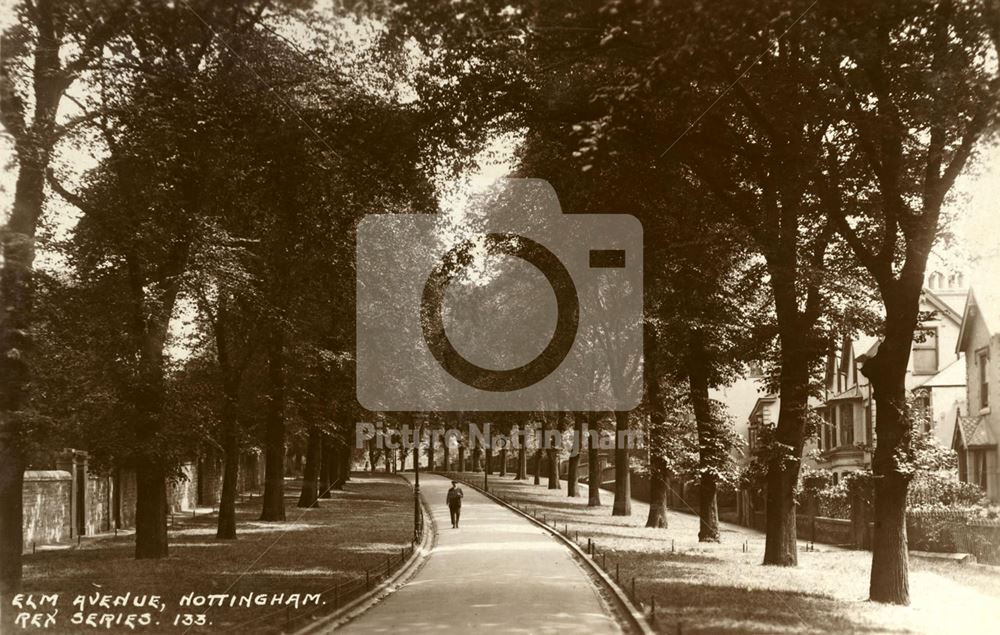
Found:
[319,435,333,498]
[260,329,287,521]
[689,330,720,542]
[517,445,527,480]
[762,348,810,565]
[428,437,436,472]
[341,434,351,482]
[547,449,561,489]
[458,445,465,472]
[645,325,668,527]
[567,413,583,497]
[499,448,507,477]
[332,439,346,490]
[645,468,668,527]
[864,297,918,605]
[216,380,240,539]
[135,460,168,558]
[534,420,543,485]
[472,436,482,472]
[337,439,351,486]
[443,443,451,472]
[0,446,25,594]
[485,446,493,475]
[298,427,321,508]
[0,3,70,590]
[612,411,631,516]
[588,412,602,507]
[699,474,720,542]
[870,466,909,604]
[366,437,377,473]
[548,414,562,489]
[245,453,261,493]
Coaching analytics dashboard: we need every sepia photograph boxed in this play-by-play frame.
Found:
[1,0,999,633]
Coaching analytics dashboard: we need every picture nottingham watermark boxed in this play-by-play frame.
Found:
[355,422,643,454]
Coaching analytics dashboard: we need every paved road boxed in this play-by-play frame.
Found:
[342,473,620,633]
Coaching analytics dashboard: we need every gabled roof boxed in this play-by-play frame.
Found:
[828,385,865,402]
[853,335,880,360]
[748,394,777,425]
[912,354,966,389]
[856,337,882,363]
[953,414,998,450]
[956,286,1000,354]
[921,288,963,325]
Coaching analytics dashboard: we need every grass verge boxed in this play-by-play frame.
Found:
[442,470,1000,635]
[17,472,414,634]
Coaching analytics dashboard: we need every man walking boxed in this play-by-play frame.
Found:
[447,480,464,528]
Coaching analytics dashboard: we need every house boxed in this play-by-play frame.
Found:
[744,393,822,473]
[812,271,967,480]
[815,336,877,480]
[746,393,778,459]
[954,285,1000,501]
[716,269,967,479]
[711,364,767,462]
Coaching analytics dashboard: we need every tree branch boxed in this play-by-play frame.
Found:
[45,168,92,213]
[0,37,27,141]
[820,149,888,286]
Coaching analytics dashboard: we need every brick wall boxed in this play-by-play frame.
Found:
[168,463,198,512]
[85,475,113,535]
[239,452,264,494]
[117,468,137,529]
[23,452,264,545]
[22,470,72,550]
[198,453,221,506]
[800,515,854,546]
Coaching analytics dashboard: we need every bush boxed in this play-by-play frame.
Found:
[908,472,987,509]
[817,481,850,519]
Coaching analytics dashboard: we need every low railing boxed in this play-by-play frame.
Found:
[226,478,427,633]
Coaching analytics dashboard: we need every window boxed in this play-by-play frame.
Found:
[980,350,990,409]
[913,391,931,432]
[974,450,988,491]
[839,403,855,447]
[820,409,832,451]
[912,328,938,374]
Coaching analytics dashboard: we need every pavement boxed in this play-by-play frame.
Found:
[341,473,621,633]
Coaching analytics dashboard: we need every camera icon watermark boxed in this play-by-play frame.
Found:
[356,179,642,412]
